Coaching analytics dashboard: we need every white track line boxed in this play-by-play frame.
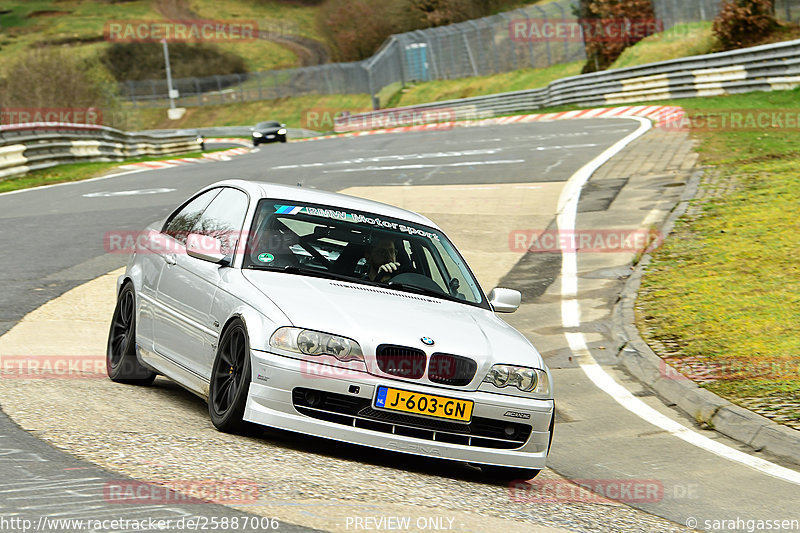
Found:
[0,168,151,197]
[558,116,800,486]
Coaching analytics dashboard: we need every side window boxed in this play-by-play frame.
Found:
[163,189,220,244]
[192,188,249,256]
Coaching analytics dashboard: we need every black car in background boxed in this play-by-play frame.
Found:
[251,121,288,146]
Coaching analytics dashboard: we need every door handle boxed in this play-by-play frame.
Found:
[163,253,177,265]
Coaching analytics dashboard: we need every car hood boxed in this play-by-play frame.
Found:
[254,127,282,134]
[242,270,544,387]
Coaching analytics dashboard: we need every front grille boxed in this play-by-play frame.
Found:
[428,353,477,386]
[292,387,531,450]
[376,344,426,379]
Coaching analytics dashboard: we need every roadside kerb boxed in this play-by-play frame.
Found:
[611,169,800,466]
[116,144,251,171]
[293,105,685,142]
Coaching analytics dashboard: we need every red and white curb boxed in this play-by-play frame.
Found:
[293,105,686,143]
[116,143,250,171]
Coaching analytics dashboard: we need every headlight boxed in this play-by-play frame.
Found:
[196,136,204,144]
[483,364,549,395]
[277,128,287,135]
[270,327,364,363]
[252,131,263,137]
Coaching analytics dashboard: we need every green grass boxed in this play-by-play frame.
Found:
[131,94,374,131]
[0,148,225,194]
[0,0,312,76]
[391,61,585,107]
[188,0,321,41]
[610,22,717,70]
[636,88,800,418]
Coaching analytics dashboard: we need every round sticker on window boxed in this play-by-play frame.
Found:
[257,253,275,263]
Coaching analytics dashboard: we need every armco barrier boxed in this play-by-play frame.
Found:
[336,38,800,130]
[0,123,200,180]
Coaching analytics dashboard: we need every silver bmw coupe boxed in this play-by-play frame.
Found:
[107,179,554,479]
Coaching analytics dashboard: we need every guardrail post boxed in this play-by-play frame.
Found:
[532,5,553,66]
[514,8,539,68]
[464,22,481,76]
[552,2,569,62]
[127,81,138,109]
[322,65,333,94]
[486,19,501,73]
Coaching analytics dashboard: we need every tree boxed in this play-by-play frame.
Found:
[713,0,777,50]
[575,0,659,73]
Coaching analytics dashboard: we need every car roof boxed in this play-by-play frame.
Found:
[203,180,439,229]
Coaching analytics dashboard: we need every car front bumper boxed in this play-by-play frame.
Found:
[244,350,553,469]
[252,134,283,142]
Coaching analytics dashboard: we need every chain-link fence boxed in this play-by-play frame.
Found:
[650,0,722,29]
[121,0,800,109]
[775,0,800,21]
[120,0,585,108]
[653,0,800,29]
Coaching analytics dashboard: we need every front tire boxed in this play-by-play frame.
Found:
[106,283,156,385]
[208,318,252,433]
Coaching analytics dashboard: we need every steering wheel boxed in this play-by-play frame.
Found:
[387,272,445,294]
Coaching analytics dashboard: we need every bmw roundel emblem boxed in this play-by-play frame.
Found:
[421,337,434,346]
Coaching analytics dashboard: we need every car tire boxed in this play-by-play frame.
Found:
[106,283,156,385]
[280,137,287,143]
[253,140,259,147]
[208,318,252,433]
[480,465,541,482]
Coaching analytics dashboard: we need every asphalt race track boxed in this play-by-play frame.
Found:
[1,123,798,532]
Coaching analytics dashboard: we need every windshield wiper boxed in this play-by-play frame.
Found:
[247,264,373,284]
[385,282,461,303]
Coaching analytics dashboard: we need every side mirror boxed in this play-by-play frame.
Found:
[186,233,229,265]
[488,288,521,313]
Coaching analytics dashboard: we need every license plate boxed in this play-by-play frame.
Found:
[267,135,275,138]
[374,386,473,422]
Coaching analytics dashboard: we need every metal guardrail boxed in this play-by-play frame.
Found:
[336,38,800,130]
[134,126,318,139]
[0,123,200,180]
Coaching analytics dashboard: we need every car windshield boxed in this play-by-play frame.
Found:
[256,121,280,128]
[243,199,487,307]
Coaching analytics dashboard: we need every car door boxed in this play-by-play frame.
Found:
[153,187,249,381]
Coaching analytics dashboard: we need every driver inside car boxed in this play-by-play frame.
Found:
[364,237,401,283]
